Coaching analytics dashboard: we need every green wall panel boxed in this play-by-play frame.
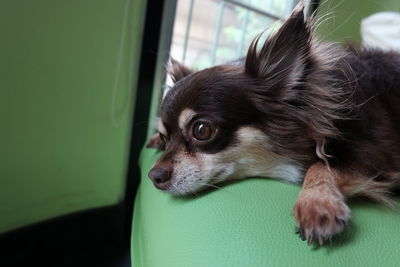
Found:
[318,0,400,43]
[0,0,146,233]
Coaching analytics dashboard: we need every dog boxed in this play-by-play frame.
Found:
[146,3,400,245]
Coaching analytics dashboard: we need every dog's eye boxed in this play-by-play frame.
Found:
[192,122,213,141]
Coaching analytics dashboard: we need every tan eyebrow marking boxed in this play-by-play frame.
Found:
[178,108,197,130]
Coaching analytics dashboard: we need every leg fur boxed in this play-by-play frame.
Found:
[294,162,400,245]
[294,162,351,245]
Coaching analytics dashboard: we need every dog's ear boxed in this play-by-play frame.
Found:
[167,58,193,83]
[146,133,166,150]
[245,2,311,87]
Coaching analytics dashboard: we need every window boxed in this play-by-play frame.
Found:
[170,0,298,69]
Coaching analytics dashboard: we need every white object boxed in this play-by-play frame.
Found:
[361,12,400,51]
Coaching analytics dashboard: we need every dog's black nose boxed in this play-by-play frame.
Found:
[148,167,171,190]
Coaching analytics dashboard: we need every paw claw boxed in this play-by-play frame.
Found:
[335,217,347,227]
[318,235,325,246]
[307,231,317,245]
[299,227,306,241]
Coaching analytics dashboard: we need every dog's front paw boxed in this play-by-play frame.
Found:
[294,188,351,245]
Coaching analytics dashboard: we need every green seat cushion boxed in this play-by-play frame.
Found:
[132,148,400,267]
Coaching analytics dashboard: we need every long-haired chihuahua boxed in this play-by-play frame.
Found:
[146,2,400,245]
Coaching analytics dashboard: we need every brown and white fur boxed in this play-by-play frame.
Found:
[147,3,400,245]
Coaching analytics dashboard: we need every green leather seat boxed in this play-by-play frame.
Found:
[132,148,400,267]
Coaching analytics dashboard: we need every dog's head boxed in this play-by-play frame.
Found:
[147,3,346,195]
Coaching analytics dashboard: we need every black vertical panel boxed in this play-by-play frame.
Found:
[123,0,167,246]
